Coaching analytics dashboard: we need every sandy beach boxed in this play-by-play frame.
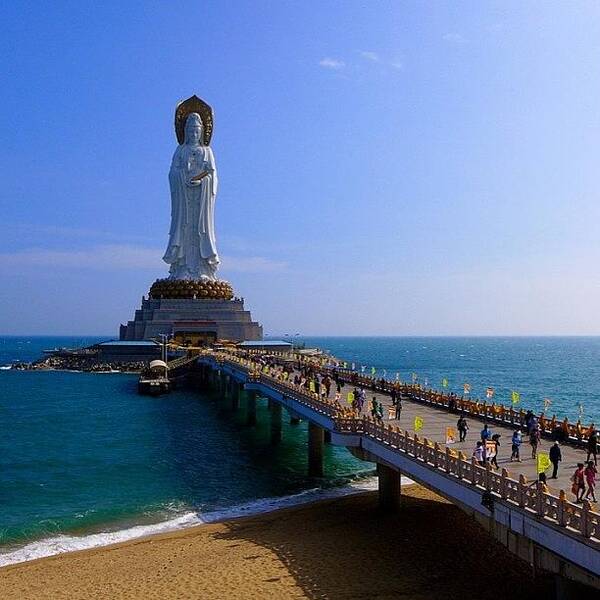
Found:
[0,484,552,599]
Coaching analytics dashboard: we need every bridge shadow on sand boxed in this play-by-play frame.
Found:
[212,485,555,600]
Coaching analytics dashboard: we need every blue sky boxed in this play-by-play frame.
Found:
[1,2,600,336]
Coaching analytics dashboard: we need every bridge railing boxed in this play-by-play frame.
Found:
[206,352,344,419]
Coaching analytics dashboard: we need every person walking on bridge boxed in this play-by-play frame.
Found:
[529,426,540,459]
[480,424,492,443]
[473,441,485,466]
[549,441,562,479]
[548,441,562,479]
[586,425,598,466]
[490,434,501,469]
[572,463,586,503]
[511,430,522,462]
[457,415,469,442]
[584,461,597,503]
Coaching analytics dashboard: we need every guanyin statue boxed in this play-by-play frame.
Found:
[163,96,220,280]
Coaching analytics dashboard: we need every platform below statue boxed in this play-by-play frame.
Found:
[119,297,263,343]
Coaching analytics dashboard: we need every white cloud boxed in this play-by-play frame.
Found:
[0,244,286,273]
[443,32,467,44]
[359,51,379,62]
[318,57,345,70]
[390,60,404,70]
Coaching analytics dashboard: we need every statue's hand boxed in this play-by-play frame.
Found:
[189,170,208,185]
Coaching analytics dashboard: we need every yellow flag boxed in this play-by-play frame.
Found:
[347,392,355,405]
[309,381,315,393]
[511,390,520,405]
[446,427,456,444]
[537,452,551,474]
[414,416,423,432]
[442,378,448,388]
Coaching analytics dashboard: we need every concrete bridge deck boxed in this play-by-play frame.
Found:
[192,351,600,597]
[330,381,589,499]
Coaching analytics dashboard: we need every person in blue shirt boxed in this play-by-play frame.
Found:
[511,429,523,462]
[480,424,492,441]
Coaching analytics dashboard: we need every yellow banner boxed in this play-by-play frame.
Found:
[309,381,315,393]
[446,427,456,444]
[347,392,354,405]
[414,416,423,432]
[511,390,520,405]
[537,452,551,474]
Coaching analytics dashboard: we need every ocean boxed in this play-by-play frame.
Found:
[2,335,600,565]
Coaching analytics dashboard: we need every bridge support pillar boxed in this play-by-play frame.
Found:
[308,422,324,477]
[377,463,401,512]
[231,382,240,410]
[270,402,282,445]
[246,391,257,426]
[554,575,590,600]
[324,430,332,444]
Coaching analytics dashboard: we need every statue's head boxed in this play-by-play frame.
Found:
[184,113,203,145]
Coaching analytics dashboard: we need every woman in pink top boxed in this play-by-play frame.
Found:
[584,461,597,503]
[572,463,586,503]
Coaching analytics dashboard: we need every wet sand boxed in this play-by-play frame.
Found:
[0,484,553,599]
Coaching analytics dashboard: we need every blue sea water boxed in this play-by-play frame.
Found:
[2,335,600,565]
[0,336,371,565]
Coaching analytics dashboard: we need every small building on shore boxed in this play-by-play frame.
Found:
[236,340,292,354]
[96,340,162,363]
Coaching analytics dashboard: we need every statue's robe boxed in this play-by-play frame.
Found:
[163,143,219,279]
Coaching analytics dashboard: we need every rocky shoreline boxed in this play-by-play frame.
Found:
[9,354,145,373]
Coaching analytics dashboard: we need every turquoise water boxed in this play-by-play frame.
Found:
[0,337,370,563]
[2,335,600,564]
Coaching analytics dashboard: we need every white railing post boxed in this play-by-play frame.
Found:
[582,500,593,538]
[558,490,567,527]
[445,447,451,473]
[536,481,544,516]
[471,457,477,485]
[433,442,441,468]
[518,474,527,508]
[500,468,509,499]
[458,452,466,480]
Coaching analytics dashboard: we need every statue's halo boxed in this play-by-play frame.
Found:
[175,95,214,145]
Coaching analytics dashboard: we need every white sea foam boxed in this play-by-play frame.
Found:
[0,476,412,568]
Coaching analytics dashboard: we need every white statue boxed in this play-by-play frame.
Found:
[163,112,220,280]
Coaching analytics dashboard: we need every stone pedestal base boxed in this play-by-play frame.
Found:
[119,296,262,342]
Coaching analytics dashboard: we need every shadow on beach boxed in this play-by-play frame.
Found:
[214,486,554,600]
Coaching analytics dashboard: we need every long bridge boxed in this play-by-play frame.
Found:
[183,349,599,598]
